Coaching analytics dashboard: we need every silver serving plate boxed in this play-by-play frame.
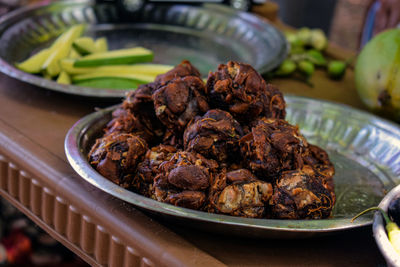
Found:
[374,184,400,266]
[0,0,287,98]
[65,95,400,238]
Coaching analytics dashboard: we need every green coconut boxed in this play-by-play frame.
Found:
[355,29,400,121]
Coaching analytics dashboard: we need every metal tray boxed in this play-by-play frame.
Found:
[65,95,400,238]
[0,0,287,98]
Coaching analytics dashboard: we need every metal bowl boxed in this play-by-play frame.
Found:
[0,0,287,98]
[65,95,400,238]
[374,185,400,266]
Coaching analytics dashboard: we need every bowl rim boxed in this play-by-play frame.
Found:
[374,184,400,266]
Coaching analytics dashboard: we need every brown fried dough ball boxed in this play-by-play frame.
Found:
[155,60,202,85]
[239,118,308,181]
[206,61,286,123]
[269,166,335,219]
[183,109,243,162]
[207,169,273,218]
[152,76,209,132]
[152,151,218,210]
[132,144,177,197]
[88,132,148,188]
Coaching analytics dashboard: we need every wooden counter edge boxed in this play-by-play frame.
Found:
[0,119,226,267]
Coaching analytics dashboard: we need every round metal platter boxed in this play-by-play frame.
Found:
[65,95,400,238]
[0,0,287,98]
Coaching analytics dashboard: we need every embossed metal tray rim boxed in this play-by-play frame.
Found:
[0,0,287,98]
[65,95,400,237]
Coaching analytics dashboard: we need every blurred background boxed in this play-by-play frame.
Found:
[0,0,389,52]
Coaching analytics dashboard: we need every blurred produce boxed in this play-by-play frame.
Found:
[270,27,348,85]
[355,29,400,122]
[16,24,172,90]
[328,61,347,80]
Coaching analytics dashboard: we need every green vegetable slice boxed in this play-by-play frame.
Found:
[73,37,96,55]
[41,24,85,77]
[73,77,143,89]
[16,48,52,74]
[56,71,71,84]
[73,47,153,67]
[61,59,172,75]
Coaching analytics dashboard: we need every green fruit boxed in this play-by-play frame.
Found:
[355,29,400,120]
[297,27,311,45]
[298,60,315,77]
[306,49,327,66]
[310,29,327,51]
[328,60,346,80]
[275,59,296,76]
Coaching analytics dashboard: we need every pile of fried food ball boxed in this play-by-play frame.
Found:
[88,61,336,219]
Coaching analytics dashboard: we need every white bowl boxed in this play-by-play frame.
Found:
[373,184,400,266]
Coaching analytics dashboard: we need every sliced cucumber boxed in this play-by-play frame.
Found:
[94,37,108,53]
[73,47,153,67]
[16,48,52,74]
[56,71,71,84]
[73,37,96,55]
[72,72,155,84]
[68,48,81,59]
[42,24,85,77]
[61,59,173,75]
[73,77,143,89]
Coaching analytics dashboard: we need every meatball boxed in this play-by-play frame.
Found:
[133,144,177,197]
[155,60,202,85]
[88,132,148,188]
[206,61,286,123]
[152,151,218,210]
[152,76,209,132]
[208,169,273,218]
[269,166,335,219]
[183,109,244,162]
[239,118,308,181]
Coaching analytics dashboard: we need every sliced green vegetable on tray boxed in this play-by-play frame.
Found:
[15,24,171,90]
[72,72,155,84]
[16,48,52,74]
[60,59,173,76]
[73,47,154,67]
[42,24,85,77]
[74,77,144,89]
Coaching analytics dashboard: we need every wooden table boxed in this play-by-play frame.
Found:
[0,3,388,267]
